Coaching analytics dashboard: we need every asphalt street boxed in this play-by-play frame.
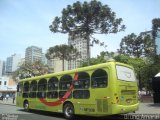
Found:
[0,103,160,120]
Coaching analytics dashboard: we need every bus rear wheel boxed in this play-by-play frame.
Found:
[24,101,29,112]
[63,103,75,120]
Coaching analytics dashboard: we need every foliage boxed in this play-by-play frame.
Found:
[49,0,125,65]
[119,33,154,58]
[46,44,80,71]
[80,51,115,67]
[114,54,130,64]
[12,61,50,81]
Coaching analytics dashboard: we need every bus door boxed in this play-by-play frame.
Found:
[91,68,110,114]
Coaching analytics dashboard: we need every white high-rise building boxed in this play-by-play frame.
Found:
[5,54,21,74]
[25,46,42,63]
[0,60,3,77]
[68,34,89,70]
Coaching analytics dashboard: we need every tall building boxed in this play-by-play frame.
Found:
[5,54,21,74]
[68,34,89,70]
[2,61,6,76]
[25,46,42,63]
[0,60,3,77]
[140,30,160,55]
[155,29,160,55]
[52,58,68,72]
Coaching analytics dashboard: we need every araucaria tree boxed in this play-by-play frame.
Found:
[49,0,125,65]
[120,33,154,58]
[46,44,79,71]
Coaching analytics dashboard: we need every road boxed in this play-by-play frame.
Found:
[0,104,124,120]
[0,103,160,120]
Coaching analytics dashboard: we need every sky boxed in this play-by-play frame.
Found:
[0,0,160,61]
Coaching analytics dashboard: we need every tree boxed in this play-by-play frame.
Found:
[119,33,154,58]
[80,51,115,67]
[46,44,79,71]
[49,0,125,65]
[12,61,50,81]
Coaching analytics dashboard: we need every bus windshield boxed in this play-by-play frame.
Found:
[116,65,136,82]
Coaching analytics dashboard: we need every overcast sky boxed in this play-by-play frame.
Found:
[0,0,160,61]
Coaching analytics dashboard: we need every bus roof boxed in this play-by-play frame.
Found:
[18,61,133,82]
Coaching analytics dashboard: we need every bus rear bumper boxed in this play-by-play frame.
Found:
[111,102,139,114]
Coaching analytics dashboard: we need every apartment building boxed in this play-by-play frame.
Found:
[0,60,3,77]
[68,34,89,70]
[25,46,42,63]
[5,54,21,74]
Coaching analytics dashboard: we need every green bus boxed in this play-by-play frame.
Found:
[16,61,139,119]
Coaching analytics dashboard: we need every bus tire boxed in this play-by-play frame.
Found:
[63,103,75,120]
[24,100,29,112]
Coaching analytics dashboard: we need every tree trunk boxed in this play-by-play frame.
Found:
[62,59,65,71]
[86,34,90,66]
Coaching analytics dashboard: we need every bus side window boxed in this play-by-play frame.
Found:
[48,77,58,90]
[23,82,29,92]
[47,77,58,99]
[23,82,29,98]
[74,72,90,89]
[91,69,108,88]
[73,90,90,99]
[17,84,19,92]
[59,75,72,90]
[17,83,23,96]
[17,83,23,92]
[30,80,37,91]
[47,91,58,98]
[59,75,72,99]
[37,79,47,98]
[38,78,47,91]
[29,80,37,98]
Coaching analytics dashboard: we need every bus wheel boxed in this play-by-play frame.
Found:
[63,103,74,120]
[24,101,29,112]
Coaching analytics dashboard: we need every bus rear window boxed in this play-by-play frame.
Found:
[116,65,136,82]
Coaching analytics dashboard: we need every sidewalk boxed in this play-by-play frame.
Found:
[0,98,16,106]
